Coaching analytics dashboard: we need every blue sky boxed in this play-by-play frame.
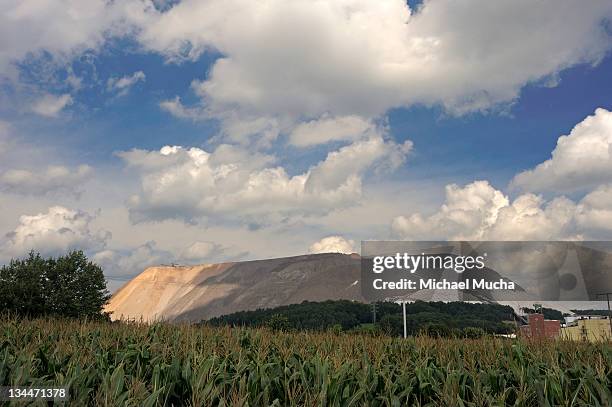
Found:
[389,56,612,189]
[1,0,612,290]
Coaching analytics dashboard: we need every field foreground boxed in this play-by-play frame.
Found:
[1,317,610,406]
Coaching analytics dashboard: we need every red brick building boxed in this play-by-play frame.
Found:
[519,313,560,339]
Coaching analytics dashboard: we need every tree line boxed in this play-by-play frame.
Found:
[206,300,520,337]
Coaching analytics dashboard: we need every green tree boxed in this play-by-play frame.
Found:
[0,251,47,316]
[421,323,451,338]
[462,326,486,339]
[266,314,291,331]
[379,314,403,336]
[0,250,110,319]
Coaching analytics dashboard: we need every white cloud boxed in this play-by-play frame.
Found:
[393,107,612,241]
[180,241,223,262]
[391,180,612,241]
[30,93,73,117]
[159,96,203,120]
[119,134,411,223]
[305,136,412,193]
[512,108,612,193]
[575,185,612,237]
[160,97,284,147]
[485,194,578,241]
[1,206,110,259]
[107,70,146,96]
[4,1,611,133]
[0,0,149,77]
[0,120,9,155]
[93,239,229,284]
[289,115,375,147]
[4,1,610,150]
[392,180,509,240]
[65,70,83,90]
[309,235,355,254]
[216,114,283,147]
[93,241,170,280]
[0,164,92,196]
[140,0,612,133]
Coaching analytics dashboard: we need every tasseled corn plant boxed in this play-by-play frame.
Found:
[0,316,610,406]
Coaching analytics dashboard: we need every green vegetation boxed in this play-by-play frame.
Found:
[571,309,612,317]
[0,251,109,319]
[1,316,610,406]
[207,300,517,337]
[521,307,564,321]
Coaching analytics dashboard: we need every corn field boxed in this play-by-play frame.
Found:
[0,316,610,406]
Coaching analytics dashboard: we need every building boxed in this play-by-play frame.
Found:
[519,313,560,339]
[561,316,611,342]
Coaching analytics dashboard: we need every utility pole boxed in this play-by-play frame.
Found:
[596,293,612,337]
[371,302,377,324]
[402,301,407,339]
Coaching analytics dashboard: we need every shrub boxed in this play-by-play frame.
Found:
[463,326,486,339]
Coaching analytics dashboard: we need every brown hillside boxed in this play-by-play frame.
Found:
[105,253,363,322]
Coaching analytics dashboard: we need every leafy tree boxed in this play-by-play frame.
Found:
[521,306,563,321]
[0,252,47,316]
[379,314,403,336]
[0,250,110,319]
[348,323,378,336]
[421,323,451,338]
[462,327,486,339]
[266,314,291,331]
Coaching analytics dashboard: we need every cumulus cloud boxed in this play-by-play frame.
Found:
[161,97,284,147]
[393,107,612,241]
[159,96,203,120]
[309,235,355,254]
[391,179,612,241]
[217,114,283,147]
[139,0,612,132]
[305,136,412,193]
[30,93,73,117]
[392,181,510,240]
[485,194,578,241]
[289,115,375,147]
[511,108,612,193]
[1,206,110,260]
[575,185,612,238]
[93,241,170,280]
[107,70,146,96]
[4,1,611,150]
[119,135,411,223]
[0,164,92,196]
[0,0,149,76]
[180,241,224,262]
[4,1,611,129]
[94,239,230,284]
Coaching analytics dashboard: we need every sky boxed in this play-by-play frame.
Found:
[1,0,612,292]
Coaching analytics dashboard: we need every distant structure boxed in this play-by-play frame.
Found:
[519,313,560,340]
[562,316,611,342]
